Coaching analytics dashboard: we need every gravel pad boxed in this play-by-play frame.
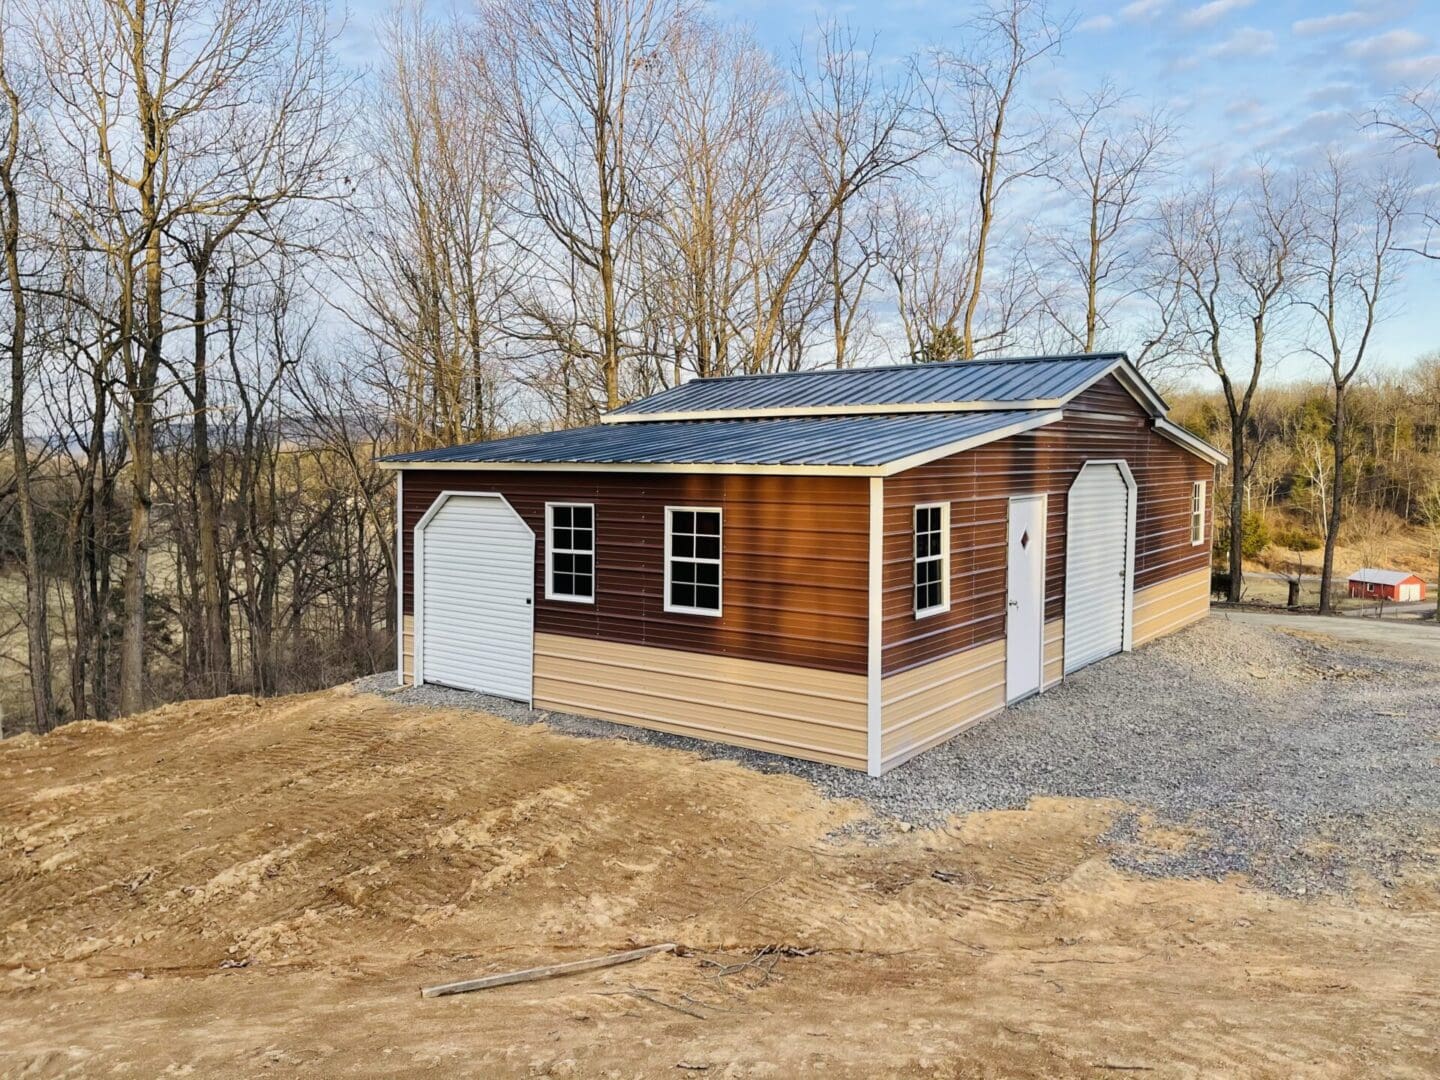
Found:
[357,615,1439,897]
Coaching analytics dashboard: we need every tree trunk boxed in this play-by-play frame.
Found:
[3,148,55,733]
[192,255,229,695]
[1227,423,1244,603]
[1318,384,1345,615]
[118,391,154,716]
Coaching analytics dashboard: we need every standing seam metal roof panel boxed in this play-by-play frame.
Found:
[379,410,1055,467]
[608,354,1124,415]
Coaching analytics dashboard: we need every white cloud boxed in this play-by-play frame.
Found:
[1348,29,1431,61]
[1180,0,1254,30]
[1208,27,1276,60]
[1120,0,1167,22]
[1384,54,1440,82]
[1078,14,1116,32]
[1292,11,1369,37]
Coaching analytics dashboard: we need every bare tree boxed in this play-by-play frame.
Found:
[1419,480,1440,622]
[927,0,1064,359]
[1298,153,1411,612]
[1373,81,1440,259]
[1047,82,1174,352]
[748,21,925,372]
[354,6,513,450]
[0,17,55,731]
[639,15,785,381]
[32,0,346,713]
[478,0,674,412]
[1157,169,1303,601]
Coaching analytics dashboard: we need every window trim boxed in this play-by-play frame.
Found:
[913,501,951,618]
[544,502,596,604]
[1190,481,1206,546]
[663,505,723,617]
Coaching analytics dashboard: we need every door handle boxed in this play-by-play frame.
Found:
[1008,599,1019,608]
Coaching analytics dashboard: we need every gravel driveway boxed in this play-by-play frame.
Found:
[357,614,1439,897]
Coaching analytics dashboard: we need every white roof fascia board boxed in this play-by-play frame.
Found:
[1152,418,1229,466]
[875,410,1064,475]
[378,459,889,476]
[1058,356,1169,416]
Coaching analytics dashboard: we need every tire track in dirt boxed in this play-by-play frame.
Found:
[2,690,1437,1078]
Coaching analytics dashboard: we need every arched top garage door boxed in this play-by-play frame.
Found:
[415,492,534,701]
[1064,462,1136,675]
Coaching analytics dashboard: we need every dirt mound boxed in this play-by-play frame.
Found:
[2,690,1437,1077]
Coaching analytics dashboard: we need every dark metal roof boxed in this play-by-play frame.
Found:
[608,353,1125,417]
[380,410,1056,468]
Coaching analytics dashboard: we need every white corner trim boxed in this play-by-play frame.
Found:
[866,476,884,778]
[1154,418,1229,466]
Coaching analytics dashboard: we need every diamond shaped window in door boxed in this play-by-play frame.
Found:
[1020,530,1030,549]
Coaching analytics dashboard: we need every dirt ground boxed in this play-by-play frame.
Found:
[2,681,1438,1078]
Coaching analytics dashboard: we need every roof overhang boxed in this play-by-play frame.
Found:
[1153,417,1228,466]
[376,410,1065,478]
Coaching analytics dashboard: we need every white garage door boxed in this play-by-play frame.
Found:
[1064,463,1132,675]
[416,493,534,701]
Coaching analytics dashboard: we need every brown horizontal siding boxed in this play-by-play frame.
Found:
[401,470,870,675]
[882,374,1215,676]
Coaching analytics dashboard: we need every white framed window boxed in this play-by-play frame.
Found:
[545,502,595,603]
[665,506,722,616]
[1190,481,1206,545]
[914,502,950,617]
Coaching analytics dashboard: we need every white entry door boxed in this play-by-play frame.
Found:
[415,492,535,701]
[1006,495,1047,703]
[1064,462,1134,675]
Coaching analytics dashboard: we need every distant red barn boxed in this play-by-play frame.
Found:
[1347,569,1427,603]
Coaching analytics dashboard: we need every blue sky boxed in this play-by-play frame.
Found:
[341,0,1440,377]
[716,0,1440,373]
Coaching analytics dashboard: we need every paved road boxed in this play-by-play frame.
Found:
[1217,608,1439,660]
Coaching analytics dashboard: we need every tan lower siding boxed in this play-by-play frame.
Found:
[880,639,1006,771]
[402,615,415,684]
[1133,567,1211,647]
[1043,618,1064,689]
[533,633,869,770]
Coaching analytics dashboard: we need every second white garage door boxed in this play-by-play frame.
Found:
[415,492,534,701]
[1064,462,1134,675]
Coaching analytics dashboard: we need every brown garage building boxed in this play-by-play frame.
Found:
[381,352,1225,775]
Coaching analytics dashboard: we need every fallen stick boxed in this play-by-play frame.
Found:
[421,943,677,999]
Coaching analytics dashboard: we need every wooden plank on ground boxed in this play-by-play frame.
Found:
[420,943,678,999]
